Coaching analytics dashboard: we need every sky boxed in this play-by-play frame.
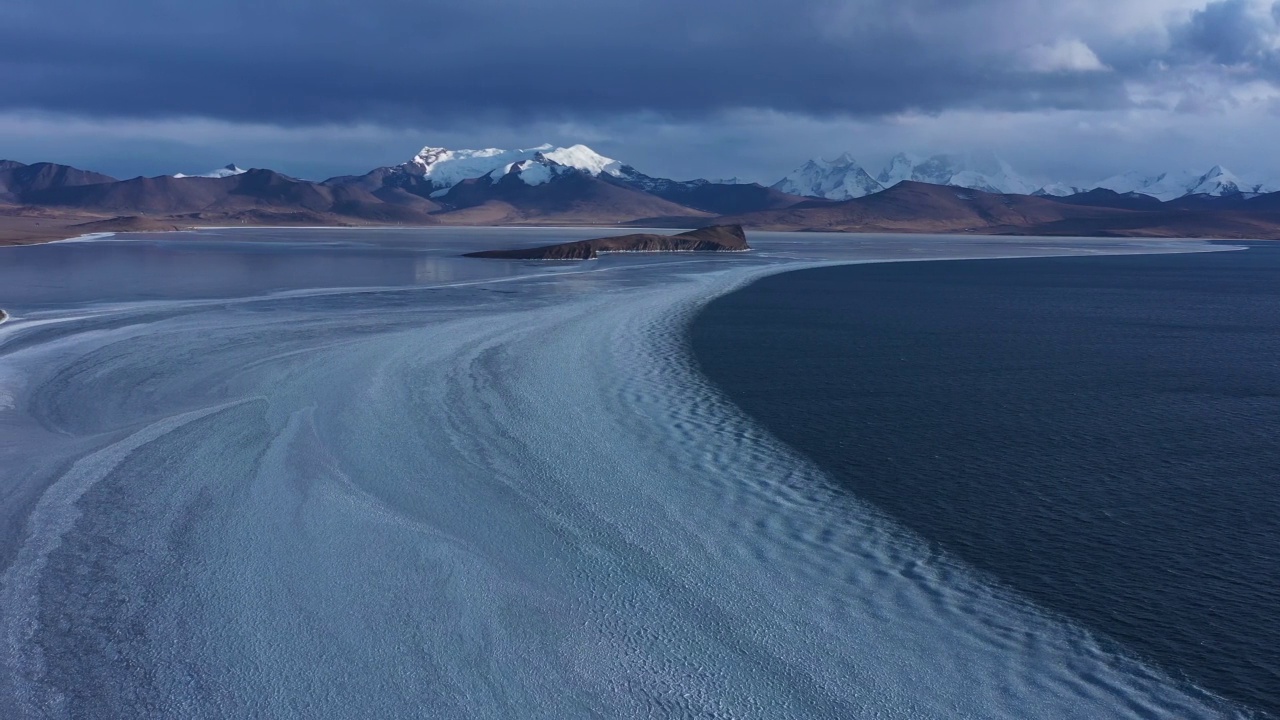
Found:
[2,0,1278,185]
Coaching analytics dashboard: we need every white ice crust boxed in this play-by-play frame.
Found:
[0,229,1243,719]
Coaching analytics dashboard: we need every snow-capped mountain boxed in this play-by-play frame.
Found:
[173,164,246,179]
[1095,166,1280,201]
[410,146,532,189]
[541,145,624,177]
[402,142,797,214]
[1095,170,1200,201]
[1186,166,1247,197]
[481,152,581,187]
[882,152,1039,195]
[388,141,1280,210]
[778,151,1039,200]
[873,152,1273,200]
[316,141,799,216]
[1033,182,1089,197]
[876,153,918,189]
[772,153,884,200]
[411,144,627,193]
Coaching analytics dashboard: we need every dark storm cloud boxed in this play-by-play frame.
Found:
[1169,0,1280,70]
[0,0,1134,125]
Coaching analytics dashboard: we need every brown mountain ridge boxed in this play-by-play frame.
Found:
[718,181,1280,239]
[3,159,1280,245]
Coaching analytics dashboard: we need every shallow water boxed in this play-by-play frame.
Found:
[0,228,1248,718]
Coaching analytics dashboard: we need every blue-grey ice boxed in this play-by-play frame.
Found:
[0,228,1246,718]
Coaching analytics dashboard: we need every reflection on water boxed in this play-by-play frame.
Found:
[2,226,1228,313]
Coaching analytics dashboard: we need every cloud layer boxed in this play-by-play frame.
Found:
[1,0,1277,180]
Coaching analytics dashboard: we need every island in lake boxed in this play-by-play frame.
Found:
[463,224,750,260]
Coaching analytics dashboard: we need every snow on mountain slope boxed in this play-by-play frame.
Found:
[772,153,884,200]
[406,142,1280,204]
[1092,171,1150,196]
[411,144,628,192]
[908,153,1038,195]
[408,142,771,207]
[541,145,623,177]
[1096,170,1202,201]
[870,152,1037,195]
[906,155,964,187]
[483,154,577,186]
[1092,166,1277,200]
[876,153,920,188]
[869,154,1273,200]
[173,164,246,179]
[413,146,551,190]
[1255,179,1280,194]
[1186,166,1245,196]
[775,151,1038,199]
[1033,182,1088,197]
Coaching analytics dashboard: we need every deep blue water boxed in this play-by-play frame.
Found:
[691,245,1280,718]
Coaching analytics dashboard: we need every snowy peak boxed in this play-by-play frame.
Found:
[1094,170,1148,195]
[772,153,884,200]
[1187,165,1243,196]
[785,150,1280,200]
[908,154,965,186]
[1255,179,1280,194]
[1094,165,1277,200]
[484,152,580,187]
[1033,182,1088,197]
[1096,170,1200,201]
[541,145,623,177]
[396,143,1280,205]
[406,141,766,201]
[887,152,1038,195]
[774,149,1280,203]
[411,146,546,190]
[876,153,921,188]
[782,151,1038,199]
[825,151,859,167]
[410,143,627,191]
[173,164,246,179]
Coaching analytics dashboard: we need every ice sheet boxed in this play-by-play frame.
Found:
[0,229,1246,718]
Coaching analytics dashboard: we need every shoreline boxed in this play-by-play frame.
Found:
[620,241,1245,717]
[3,215,1277,249]
[0,215,707,247]
[33,229,1255,256]
[684,248,1271,717]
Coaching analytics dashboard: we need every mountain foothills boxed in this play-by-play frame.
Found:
[2,144,1280,244]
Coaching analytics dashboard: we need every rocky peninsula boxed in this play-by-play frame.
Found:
[463,224,750,260]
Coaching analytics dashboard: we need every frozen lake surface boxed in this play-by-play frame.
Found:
[0,228,1246,718]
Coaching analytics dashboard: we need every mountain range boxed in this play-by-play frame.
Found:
[773,152,1280,201]
[2,144,1279,244]
[325,143,807,219]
